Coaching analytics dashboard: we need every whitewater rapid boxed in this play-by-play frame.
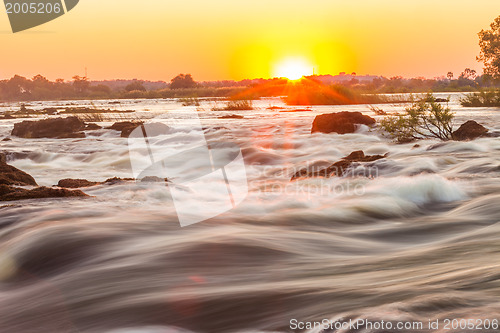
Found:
[0,93,499,332]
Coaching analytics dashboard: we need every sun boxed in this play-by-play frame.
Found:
[273,57,313,80]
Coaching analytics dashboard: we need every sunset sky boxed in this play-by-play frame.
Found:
[0,0,498,81]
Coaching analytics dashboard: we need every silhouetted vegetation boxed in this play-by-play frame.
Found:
[212,99,253,111]
[460,89,500,107]
[0,70,498,103]
[170,74,197,89]
[380,94,454,142]
[124,81,146,92]
[478,16,500,81]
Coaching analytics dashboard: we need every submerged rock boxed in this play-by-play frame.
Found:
[11,116,86,139]
[218,114,244,119]
[106,121,143,138]
[291,150,387,180]
[311,111,376,134]
[0,153,37,186]
[0,185,88,202]
[452,120,489,141]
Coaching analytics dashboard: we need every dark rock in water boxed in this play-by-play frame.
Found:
[57,177,138,188]
[435,98,449,103]
[291,150,387,180]
[140,176,169,183]
[0,153,37,186]
[452,120,488,141]
[85,123,102,130]
[342,150,387,162]
[0,184,88,202]
[2,137,11,141]
[1,114,14,119]
[311,111,376,134]
[106,121,144,138]
[103,177,135,185]
[11,116,86,139]
[218,114,244,119]
[57,179,99,188]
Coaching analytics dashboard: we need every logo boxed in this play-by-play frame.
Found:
[127,109,249,227]
[4,0,79,33]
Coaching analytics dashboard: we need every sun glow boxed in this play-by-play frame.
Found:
[273,57,314,80]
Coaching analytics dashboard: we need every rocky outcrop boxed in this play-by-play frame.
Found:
[11,117,86,139]
[291,150,387,180]
[0,185,88,202]
[106,121,144,138]
[452,120,489,141]
[0,153,37,186]
[84,123,102,130]
[311,112,376,134]
[57,179,99,188]
[57,177,136,188]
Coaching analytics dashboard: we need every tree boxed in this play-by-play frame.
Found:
[72,75,90,94]
[478,16,500,81]
[447,72,454,80]
[380,94,454,142]
[459,68,477,81]
[170,74,197,89]
[125,81,146,92]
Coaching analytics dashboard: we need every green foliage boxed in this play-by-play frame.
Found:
[460,89,500,107]
[380,94,455,142]
[478,16,500,81]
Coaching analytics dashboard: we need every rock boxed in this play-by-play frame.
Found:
[0,153,38,186]
[218,114,244,119]
[2,138,11,142]
[342,150,387,162]
[452,120,488,141]
[140,176,168,183]
[103,177,135,185]
[435,98,448,103]
[11,117,86,139]
[106,121,143,138]
[291,150,387,180]
[1,114,14,119]
[57,179,99,188]
[0,184,88,202]
[57,177,136,188]
[85,123,102,130]
[311,112,376,134]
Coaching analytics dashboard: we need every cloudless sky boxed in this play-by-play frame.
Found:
[0,0,498,81]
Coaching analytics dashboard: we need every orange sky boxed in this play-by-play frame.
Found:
[0,0,498,81]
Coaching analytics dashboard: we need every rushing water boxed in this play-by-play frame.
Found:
[0,94,500,333]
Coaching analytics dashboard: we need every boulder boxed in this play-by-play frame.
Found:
[291,150,387,180]
[0,185,88,202]
[106,121,143,138]
[11,117,86,139]
[85,123,102,130]
[311,111,376,134]
[57,179,99,188]
[0,153,37,186]
[452,120,489,141]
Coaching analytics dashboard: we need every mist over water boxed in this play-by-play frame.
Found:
[0,94,500,332]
